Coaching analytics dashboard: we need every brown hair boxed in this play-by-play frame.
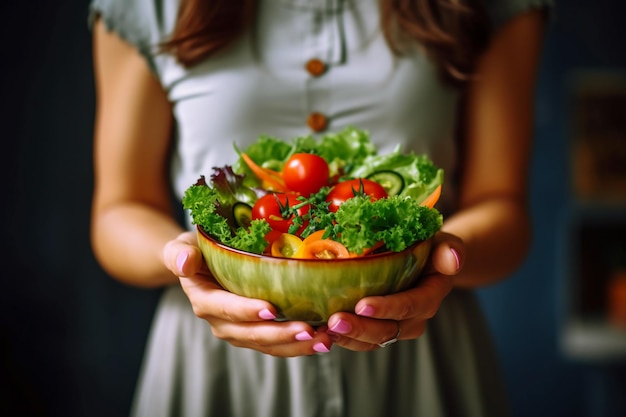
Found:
[161,0,491,86]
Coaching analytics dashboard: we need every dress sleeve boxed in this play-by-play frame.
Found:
[485,0,555,31]
[88,0,178,74]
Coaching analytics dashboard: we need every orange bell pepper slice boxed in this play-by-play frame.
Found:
[294,238,351,260]
[241,153,288,192]
[420,184,442,208]
[301,230,327,243]
[301,230,384,258]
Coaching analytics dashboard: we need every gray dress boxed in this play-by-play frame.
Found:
[89,0,552,416]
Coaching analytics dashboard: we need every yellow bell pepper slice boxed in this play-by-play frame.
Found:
[270,233,303,258]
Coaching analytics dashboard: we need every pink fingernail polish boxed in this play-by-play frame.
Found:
[313,342,330,353]
[295,331,313,341]
[258,308,276,320]
[356,305,375,317]
[329,319,351,335]
[450,248,460,271]
[176,252,188,273]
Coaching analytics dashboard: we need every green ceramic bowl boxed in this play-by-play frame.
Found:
[197,227,432,324]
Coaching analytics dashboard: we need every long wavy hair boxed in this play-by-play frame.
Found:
[160,0,492,87]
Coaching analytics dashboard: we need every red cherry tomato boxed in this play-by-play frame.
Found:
[252,193,311,234]
[282,153,329,196]
[326,178,388,212]
[262,230,284,254]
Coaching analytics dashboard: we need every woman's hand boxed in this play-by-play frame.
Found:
[163,231,334,357]
[324,232,463,351]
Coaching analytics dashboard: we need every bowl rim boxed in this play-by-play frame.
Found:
[197,225,430,263]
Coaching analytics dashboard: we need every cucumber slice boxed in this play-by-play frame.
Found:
[367,170,404,196]
[232,202,253,228]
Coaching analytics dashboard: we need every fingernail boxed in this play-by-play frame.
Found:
[329,319,351,335]
[176,252,189,273]
[258,308,276,320]
[295,331,313,341]
[356,305,375,317]
[313,342,330,353]
[450,248,460,271]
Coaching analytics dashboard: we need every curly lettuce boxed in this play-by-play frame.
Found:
[182,173,271,254]
[333,195,443,254]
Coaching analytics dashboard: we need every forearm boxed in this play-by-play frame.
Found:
[91,203,185,288]
[439,10,547,290]
[443,197,531,288]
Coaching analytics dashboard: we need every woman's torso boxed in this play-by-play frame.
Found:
[156,0,460,212]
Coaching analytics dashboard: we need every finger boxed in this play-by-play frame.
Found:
[354,273,453,321]
[180,273,334,356]
[171,230,198,245]
[326,313,428,349]
[431,240,463,276]
[326,314,395,350]
[211,319,333,357]
[163,231,206,277]
[179,274,279,323]
[424,231,464,276]
[328,334,378,352]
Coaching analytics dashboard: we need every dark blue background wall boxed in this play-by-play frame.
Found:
[477,1,626,416]
[1,1,624,416]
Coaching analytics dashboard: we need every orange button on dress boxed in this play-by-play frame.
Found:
[305,58,326,77]
[307,112,328,132]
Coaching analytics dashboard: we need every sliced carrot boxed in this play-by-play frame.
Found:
[294,239,351,260]
[241,153,288,192]
[420,184,442,208]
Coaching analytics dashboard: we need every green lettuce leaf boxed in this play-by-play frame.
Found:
[182,174,271,254]
[333,194,443,254]
[350,146,444,203]
[233,126,378,178]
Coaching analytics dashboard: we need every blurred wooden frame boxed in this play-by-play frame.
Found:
[569,70,626,201]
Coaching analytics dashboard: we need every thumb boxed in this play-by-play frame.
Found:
[429,232,464,276]
[163,231,205,277]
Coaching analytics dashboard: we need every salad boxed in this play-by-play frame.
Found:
[182,127,444,259]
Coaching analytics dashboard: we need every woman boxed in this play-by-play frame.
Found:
[89,0,551,415]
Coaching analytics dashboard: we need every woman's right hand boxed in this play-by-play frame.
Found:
[163,231,333,357]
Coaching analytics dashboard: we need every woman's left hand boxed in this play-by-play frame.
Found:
[324,232,463,351]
